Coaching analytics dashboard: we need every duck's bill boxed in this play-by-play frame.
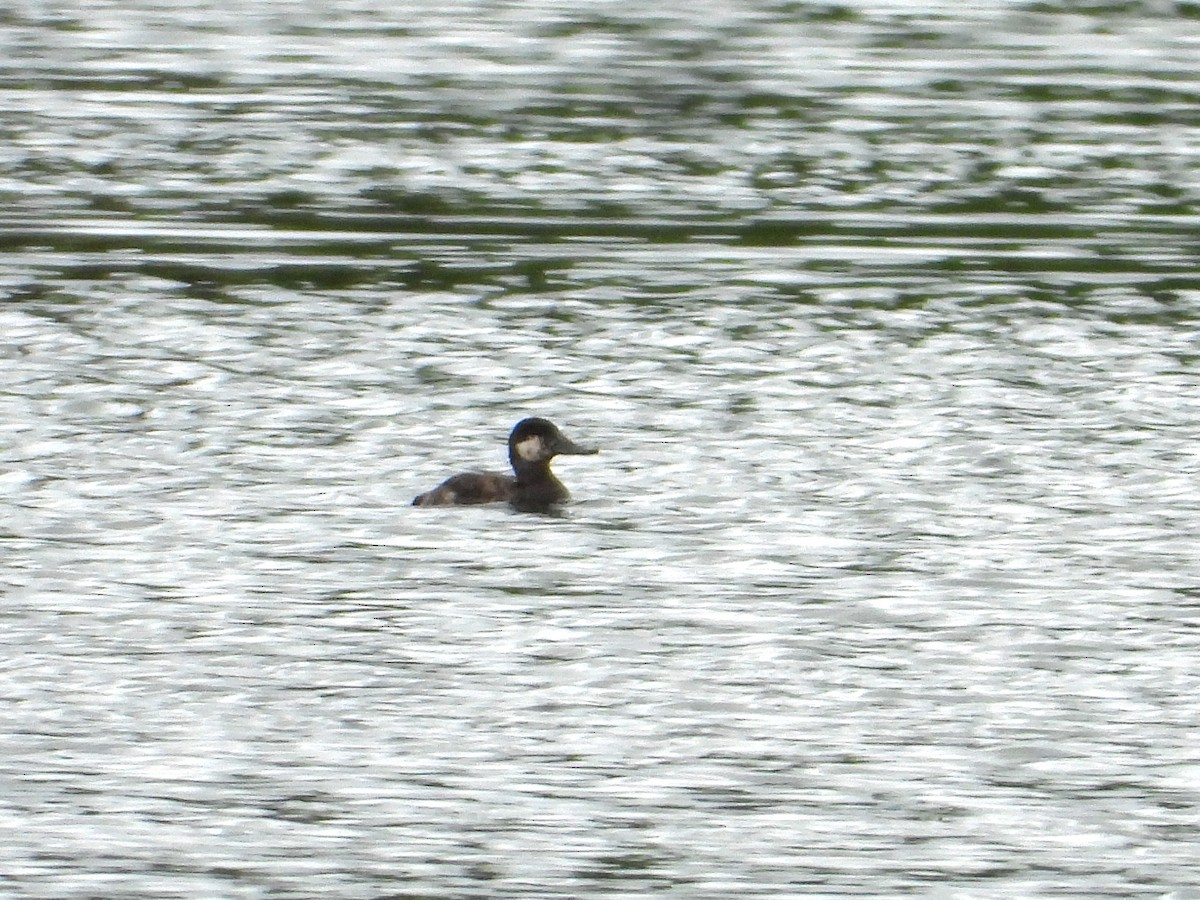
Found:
[556,436,599,455]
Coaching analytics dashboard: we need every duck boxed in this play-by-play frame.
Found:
[413,417,597,511]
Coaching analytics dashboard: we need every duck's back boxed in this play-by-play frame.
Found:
[412,471,516,506]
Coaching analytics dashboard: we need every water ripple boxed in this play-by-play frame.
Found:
[3,1,1200,897]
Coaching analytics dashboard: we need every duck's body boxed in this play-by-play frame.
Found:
[413,417,597,511]
[412,470,517,506]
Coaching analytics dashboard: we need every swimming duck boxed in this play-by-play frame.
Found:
[412,417,597,511]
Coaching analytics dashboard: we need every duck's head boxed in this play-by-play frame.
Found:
[508,417,598,467]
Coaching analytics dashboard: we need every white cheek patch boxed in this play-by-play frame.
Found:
[514,435,544,461]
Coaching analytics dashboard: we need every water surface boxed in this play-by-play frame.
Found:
[2,1,1200,897]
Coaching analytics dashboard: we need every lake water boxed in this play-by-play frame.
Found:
[2,1,1200,897]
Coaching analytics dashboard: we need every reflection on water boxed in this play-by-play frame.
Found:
[2,1,1200,897]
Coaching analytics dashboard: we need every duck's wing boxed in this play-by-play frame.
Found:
[412,471,515,506]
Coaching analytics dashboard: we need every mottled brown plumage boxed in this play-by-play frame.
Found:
[411,470,516,506]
